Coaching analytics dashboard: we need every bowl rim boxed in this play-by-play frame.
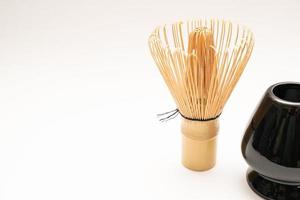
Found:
[269,81,300,106]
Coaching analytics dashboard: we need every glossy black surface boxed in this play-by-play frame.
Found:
[242,82,300,199]
[247,169,300,200]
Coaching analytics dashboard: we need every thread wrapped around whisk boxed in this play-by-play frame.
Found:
[149,19,254,171]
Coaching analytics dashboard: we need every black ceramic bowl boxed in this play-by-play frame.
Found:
[242,82,300,200]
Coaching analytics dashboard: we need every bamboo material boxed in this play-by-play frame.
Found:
[148,19,254,171]
[181,118,219,171]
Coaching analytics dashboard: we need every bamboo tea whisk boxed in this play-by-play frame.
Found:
[149,19,254,171]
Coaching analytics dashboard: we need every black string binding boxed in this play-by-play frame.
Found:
[157,109,179,122]
[157,108,221,122]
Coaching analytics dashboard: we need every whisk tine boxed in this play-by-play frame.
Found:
[149,19,254,120]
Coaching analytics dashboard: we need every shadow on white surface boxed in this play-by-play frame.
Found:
[238,174,263,200]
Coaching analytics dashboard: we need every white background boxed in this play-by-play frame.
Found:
[0,0,299,199]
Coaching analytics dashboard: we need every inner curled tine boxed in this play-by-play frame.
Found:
[149,19,254,121]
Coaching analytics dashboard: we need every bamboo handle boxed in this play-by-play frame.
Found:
[181,118,219,171]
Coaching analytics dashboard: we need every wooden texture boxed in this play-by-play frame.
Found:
[149,19,254,120]
[181,118,219,171]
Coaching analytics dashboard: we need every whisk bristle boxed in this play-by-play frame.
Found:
[149,19,254,120]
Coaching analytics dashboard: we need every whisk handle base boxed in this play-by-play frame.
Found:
[181,118,219,171]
